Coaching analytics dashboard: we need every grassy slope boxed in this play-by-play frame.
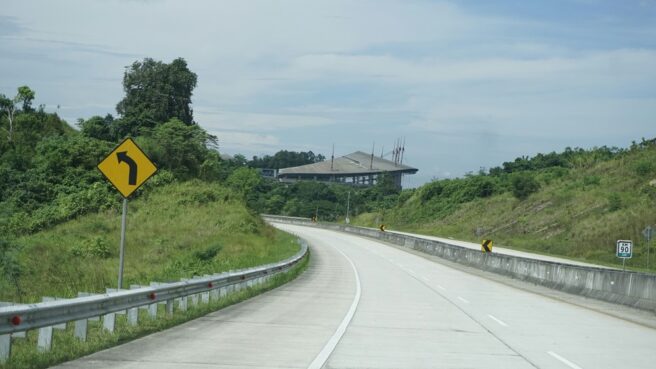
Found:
[1,180,299,302]
[355,145,656,271]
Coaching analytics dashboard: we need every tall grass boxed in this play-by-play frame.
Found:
[0,254,309,369]
[354,144,656,271]
[1,180,300,302]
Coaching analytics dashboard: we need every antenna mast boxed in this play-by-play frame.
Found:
[331,144,335,171]
[370,142,375,169]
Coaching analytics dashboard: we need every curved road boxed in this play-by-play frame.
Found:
[58,223,656,368]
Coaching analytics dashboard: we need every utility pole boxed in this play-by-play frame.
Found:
[345,191,351,224]
[370,142,375,169]
[331,144,335,171]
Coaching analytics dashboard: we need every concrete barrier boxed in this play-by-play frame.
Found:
[264,215,656,312]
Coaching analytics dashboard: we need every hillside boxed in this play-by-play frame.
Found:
[354,140,656,271]
[0,180,299,302]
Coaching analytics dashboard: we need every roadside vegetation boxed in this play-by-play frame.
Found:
[0,56,308,368]
[1,254,308,369]
[0,181,300,302]
[352,140,656,271]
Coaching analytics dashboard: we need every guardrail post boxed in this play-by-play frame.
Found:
[210,284,219,301]
[190,294,199,307]
[43,297,67,330]
[74,318,88,341]
[148,300,157,319]
[103,312,116,333]
[78,292,100,322]
[106,289,127,316]
[0,334,10,363]
[165,299,174,315]
[127,285,141,325]
[37,326,53,352]
[178,297,187,311]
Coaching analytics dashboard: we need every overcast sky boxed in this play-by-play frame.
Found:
[1,0,655,187]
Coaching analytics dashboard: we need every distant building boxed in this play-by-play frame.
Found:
[276,151,418,189]
[257,168,278,179]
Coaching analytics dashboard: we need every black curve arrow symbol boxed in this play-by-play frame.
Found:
[117,151,138,185]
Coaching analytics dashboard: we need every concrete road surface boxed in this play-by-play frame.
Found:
[57,223,656,369]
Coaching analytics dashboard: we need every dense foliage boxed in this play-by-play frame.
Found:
[352,139,656,271]
[248,150,326,169]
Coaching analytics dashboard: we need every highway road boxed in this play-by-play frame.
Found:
[57,223,656,369]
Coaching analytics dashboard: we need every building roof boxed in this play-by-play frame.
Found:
[278,151,418,176]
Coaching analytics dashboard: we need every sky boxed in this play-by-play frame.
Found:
[1,0,655,187]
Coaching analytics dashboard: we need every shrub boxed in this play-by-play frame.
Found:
[634,160,653,177]
[193,244,222,261]
[70,236,111,258]
[420,181,443,203]
[511,174,540,200]
[607,193,622,212]
[583,175,601,186]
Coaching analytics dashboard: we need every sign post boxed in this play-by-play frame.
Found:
[643,226,653,268]
[616,240,633,271]
[97,138,157,289]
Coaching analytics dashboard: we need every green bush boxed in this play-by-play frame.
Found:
[70,236,111,258]
[607,193,622,212]
[583,175,601,186]
[511,173,540,200]
[634,160,653,177]
[193,244,223,261]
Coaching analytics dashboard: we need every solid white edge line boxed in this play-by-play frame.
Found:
[307,246,362,369]
[548,351,584,369]
[487,314,508,327]
[457,296,470,304]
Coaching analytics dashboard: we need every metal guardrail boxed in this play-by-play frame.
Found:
[0,241,308,362]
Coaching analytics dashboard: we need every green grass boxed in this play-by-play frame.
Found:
[354,144,656,272]
[1,180,300,302]
[0,252,309,369]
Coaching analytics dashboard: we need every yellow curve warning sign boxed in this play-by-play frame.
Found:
[481,239,493,253]
[97,138,157,198]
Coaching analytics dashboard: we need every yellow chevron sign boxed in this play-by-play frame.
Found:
[481,239,493,253]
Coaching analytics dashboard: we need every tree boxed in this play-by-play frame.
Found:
[0,85,35,142]
[226,167,263,195]
[138,118,216,180]
[249,150,325,169]
[78,114,117,141]
[115,58,197,137]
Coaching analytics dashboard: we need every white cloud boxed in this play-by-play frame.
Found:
[209,131,280,152]
[2,0,656,184]
[196,109,334,132]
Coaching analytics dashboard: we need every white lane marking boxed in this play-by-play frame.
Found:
[307,245,362,369]
[487,314,508,327]
[437,285,446,291]
[548,351,583,369]
[421,276,430,283]
[457,296,470,304]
